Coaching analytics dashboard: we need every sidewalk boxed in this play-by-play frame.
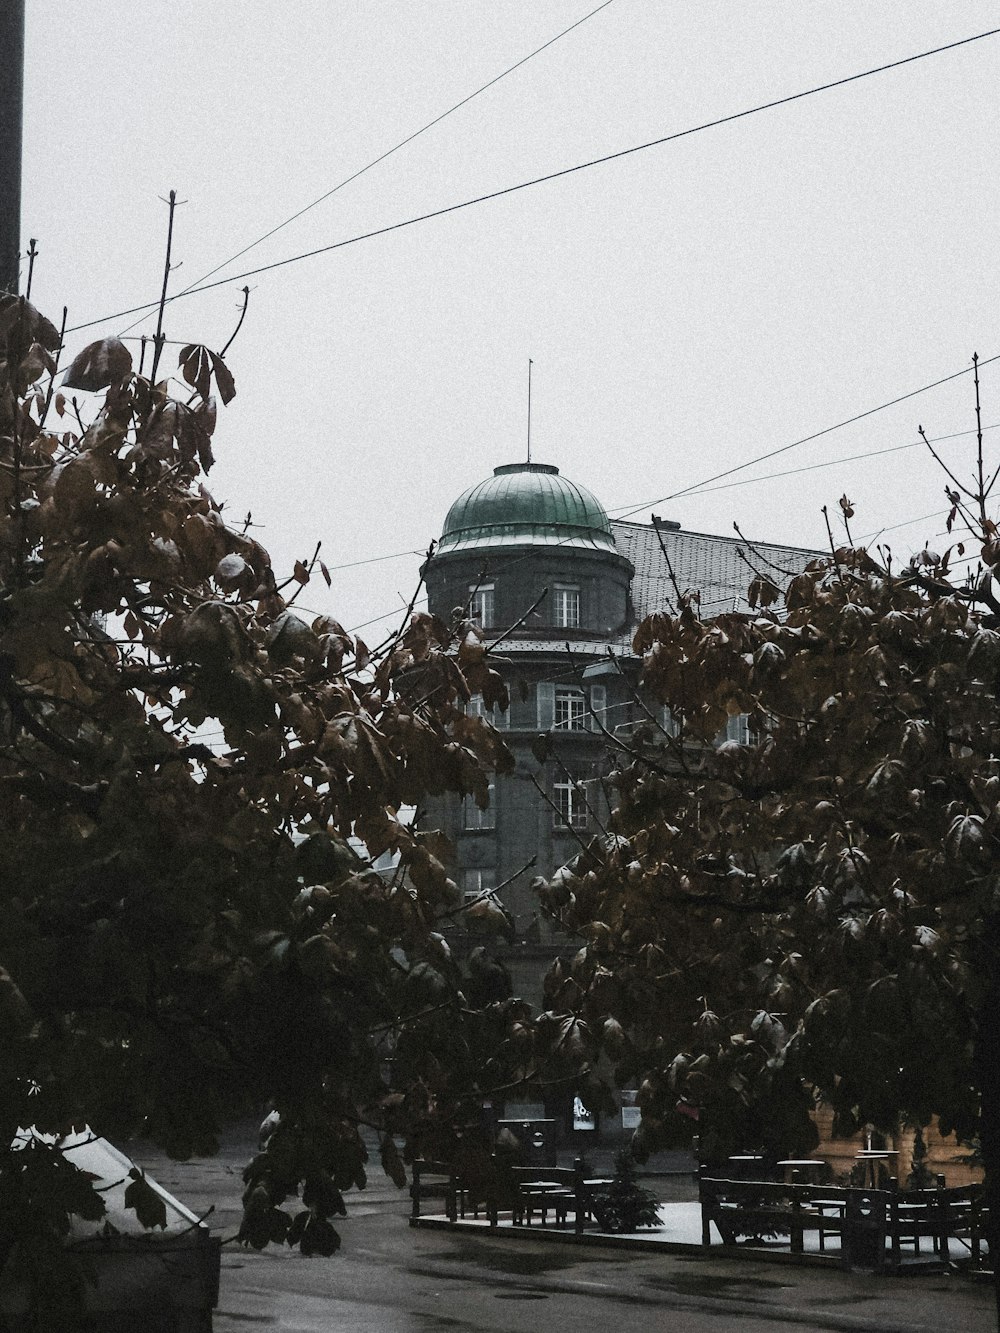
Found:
[412,1197,989,1273]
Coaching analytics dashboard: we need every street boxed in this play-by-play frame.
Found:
[131,1127,996,1332]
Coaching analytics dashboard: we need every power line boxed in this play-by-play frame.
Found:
[664,422,999,500]
[325,546,425,574]
[115,0,617,339]
[610,354,1000,519]
[339,358,999,632]
[321,420,996,589]
[66,26,1000,336]
[859,508,965,543]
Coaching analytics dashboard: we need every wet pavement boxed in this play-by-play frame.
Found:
[125,1123,997,1332]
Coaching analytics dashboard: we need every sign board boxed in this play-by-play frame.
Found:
[572,1096,597,1131]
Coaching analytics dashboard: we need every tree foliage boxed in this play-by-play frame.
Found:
[0,294,523,1294]
[539,431,1000,1222]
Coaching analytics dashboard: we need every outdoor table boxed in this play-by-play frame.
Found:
[513,1180,573,1227]
[854,1150,897,1188]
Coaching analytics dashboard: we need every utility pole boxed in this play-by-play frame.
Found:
[0,0,26,295]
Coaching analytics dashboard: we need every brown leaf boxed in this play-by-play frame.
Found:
[0,295,61,349]
[179,344,212,400]
[209,350,236,405]
[63,337,133,391]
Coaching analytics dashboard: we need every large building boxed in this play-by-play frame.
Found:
[423,460,817,1001]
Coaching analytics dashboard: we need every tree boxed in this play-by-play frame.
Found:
[0,292,523,1313]
[537,375,1000,1307]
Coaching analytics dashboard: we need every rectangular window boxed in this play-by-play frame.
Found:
[725,713,757,746]
[553,585,580,629]
[537,681,555,730]
[460,867,496,904]
[659,705,680,738]
[468,584,494,629]
[553,775,588,829]
[589,683,607,732]
[463,780,496,830]
[554,687,587,731]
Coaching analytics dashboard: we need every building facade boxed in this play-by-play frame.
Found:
[423,460,817,1004]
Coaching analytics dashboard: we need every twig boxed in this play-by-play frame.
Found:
[528,771,595,857]
[38,306,68,429]
[24,239,38,302]
[731,521,803,580]
[463,562,491,622]
[651,516,681,612]
[150,190,183,384]
[918,424,975,500]
[382,542,435,656]
[485,587,548,652]
[439,856,537,923]
[820,506,846,586]
[219,286,251,359]
[276,540,322,601]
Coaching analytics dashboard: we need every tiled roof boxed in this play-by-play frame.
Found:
[612,520,820,621]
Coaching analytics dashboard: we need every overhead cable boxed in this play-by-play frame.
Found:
[115,0,618,337]
[66,26,1000,335]
[610,354,1000,519]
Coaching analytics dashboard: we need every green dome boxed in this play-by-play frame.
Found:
[438,463,616,555]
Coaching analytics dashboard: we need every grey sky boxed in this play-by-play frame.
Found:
[22,2,1000,634]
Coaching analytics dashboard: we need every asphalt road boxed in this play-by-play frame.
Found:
[130,1127,997,1333]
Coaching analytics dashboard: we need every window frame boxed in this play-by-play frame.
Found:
[554,686,587,732]
[460,867,497,904]
[553,774,588,829]
[552,584,580,629]
[468,583,495,629]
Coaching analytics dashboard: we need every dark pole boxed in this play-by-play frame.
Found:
[0,0,26,295]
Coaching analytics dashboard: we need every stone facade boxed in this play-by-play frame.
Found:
[423,460,818,1007]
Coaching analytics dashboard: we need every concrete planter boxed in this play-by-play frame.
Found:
[0,1131,220,1332]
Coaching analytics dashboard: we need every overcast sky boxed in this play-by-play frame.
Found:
[21,2,1000,636]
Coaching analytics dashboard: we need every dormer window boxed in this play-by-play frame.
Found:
[469,583,494,629]
[553,584,580,628]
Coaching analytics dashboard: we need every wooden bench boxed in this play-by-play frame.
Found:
[700,1172,987,1272]
[507,1164,591,1232]
[410,1159,459,1223]
[700,1177,844,1251]
[410,1156,595,1234]
[887,1179,985,1270]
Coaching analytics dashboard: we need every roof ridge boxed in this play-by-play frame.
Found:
[611,517,822,557]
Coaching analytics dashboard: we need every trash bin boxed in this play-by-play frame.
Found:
[496,1119,557,1168]
[842,1191,887,1271]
